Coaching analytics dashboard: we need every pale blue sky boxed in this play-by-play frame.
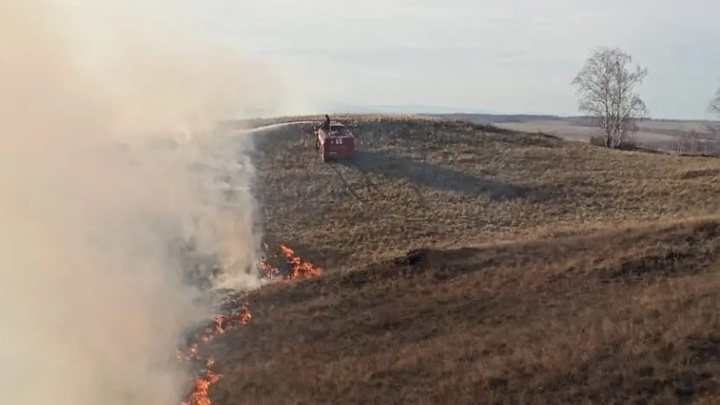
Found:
[187,0,719,119]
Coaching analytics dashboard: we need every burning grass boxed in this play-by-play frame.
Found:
[178,306,252,405]
[258,243,324,280]
[178,244,324,405]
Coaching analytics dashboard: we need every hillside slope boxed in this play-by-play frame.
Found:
[202,115,720,404]
[248,115,720,270]
[211,218,720,405]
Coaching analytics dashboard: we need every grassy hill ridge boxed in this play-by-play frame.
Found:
[248,115,720,269]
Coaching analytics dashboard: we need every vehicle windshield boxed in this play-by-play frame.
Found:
[330,124,344,131]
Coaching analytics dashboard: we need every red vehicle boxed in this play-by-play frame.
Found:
[314,115,355,162]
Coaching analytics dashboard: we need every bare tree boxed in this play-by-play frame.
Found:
[677,130,700,155]
[572,47,649,148]
[711,87,720,117]
[707,87,720,141]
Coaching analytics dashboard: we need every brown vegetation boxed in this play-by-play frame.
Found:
[207,115,720,404]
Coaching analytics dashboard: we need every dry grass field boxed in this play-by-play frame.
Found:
[493,119,717,153]
[201,114,720,404]
[423,113,719,153]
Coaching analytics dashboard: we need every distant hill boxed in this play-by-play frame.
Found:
[423,112,565,123]
[420,113,719,154]
[229,104,719,154]
[319,103,716,124]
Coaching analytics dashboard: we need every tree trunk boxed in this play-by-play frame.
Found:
[613,134,624,149]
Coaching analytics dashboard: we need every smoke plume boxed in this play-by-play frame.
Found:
[0,0,288,403]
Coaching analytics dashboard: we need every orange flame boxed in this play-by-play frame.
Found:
[279,244,324,279]
[183,370,222,405]
[178,304,251,405]
[180,243,322,405]
[258,258,279,279]
[176,343,199,362]
[257,242,279,279]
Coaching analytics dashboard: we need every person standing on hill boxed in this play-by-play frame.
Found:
[315,114,331,151]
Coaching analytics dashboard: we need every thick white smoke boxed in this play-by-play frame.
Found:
[0,0,295,404]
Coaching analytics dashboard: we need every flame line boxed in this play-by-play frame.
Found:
[178,244,323,405]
